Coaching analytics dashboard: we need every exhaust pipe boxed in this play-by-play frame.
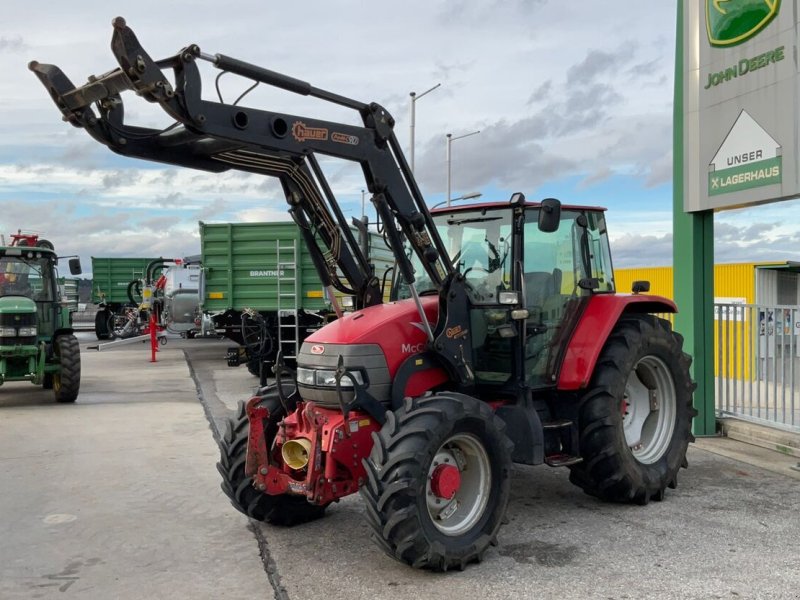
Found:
[281,438,312,470]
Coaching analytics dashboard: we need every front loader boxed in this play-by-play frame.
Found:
[32,18,696,571]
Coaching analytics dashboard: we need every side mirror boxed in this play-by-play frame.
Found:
[538,198,561,233]
[68,258,82,275]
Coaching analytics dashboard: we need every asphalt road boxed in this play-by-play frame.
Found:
[1,333,798,599]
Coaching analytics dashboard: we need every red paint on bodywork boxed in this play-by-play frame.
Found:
[305,297,440,376]
[245,396,379,505]
[557,294,677,391]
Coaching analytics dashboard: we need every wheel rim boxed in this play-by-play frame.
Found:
[621,355,677,464]
[425,432,491,536]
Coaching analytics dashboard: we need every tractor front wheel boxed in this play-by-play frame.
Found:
[361,393,512,571]
[217,393,327,525]
[568,315,696,504]
[53,334,81,403]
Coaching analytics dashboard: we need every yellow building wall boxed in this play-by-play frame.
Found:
[614,266,674,299]
[614,262,780,381]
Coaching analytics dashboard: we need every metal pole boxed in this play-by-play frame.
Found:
[361,189,365,219]
[410,92,417,173]
[446,133,452,206]
[445,129,481,207]
[409,83,440,174]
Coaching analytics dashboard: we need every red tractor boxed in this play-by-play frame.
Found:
[32,18,696,571]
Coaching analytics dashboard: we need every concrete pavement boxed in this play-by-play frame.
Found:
[2,334,799,599]
[0,339,269,599]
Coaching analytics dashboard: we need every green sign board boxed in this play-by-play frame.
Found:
[708,156,781,195]
[684,0,794,212]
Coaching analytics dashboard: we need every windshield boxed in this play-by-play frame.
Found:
[396,208,513,304]
[0,254,55,301]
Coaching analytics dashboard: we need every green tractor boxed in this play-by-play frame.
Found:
[0,234,82,402]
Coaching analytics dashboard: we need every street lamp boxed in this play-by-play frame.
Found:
[446,130,481,206]
[409,83,441,173]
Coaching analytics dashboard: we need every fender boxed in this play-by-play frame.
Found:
[557,294,677,391]
[390,352,450,409]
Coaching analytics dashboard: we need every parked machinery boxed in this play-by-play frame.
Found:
[32,19,697,571]
[91,256,160,339]
[0,232,82,402]
[106,257,203,340]
[200,220,393,379]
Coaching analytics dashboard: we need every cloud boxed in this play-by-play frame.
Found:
[2,0,795,280]
[0,36,26,53]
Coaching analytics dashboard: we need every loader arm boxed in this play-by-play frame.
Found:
[31,17,477,389]
[30,18,449,302]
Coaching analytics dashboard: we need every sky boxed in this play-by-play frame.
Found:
[2,1,800,276]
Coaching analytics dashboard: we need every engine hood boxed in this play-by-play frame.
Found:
[0,296,36,314]
[305,296,439,375]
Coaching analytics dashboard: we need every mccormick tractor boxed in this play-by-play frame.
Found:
[32,18,696,571]
[0,233,82,402]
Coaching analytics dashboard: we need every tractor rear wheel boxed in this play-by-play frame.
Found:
[217,393,327,525]
[53,334,81,403]
[95,309,110,340]
[568,315,696,504]
[361,393,512,571]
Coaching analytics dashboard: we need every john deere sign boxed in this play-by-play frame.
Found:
[683,0,799,211]
[706,0,781,47]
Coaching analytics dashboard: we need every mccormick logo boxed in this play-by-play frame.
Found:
[292,121,328,143]
[706,0,780,48]
[310,345,325,355]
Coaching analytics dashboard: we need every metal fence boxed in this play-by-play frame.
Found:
[714,303,799,432]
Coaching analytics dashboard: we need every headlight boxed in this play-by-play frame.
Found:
[0,327,16,336]
[296,367,364,388]
[296,367,315,385]
[18,326,37,336]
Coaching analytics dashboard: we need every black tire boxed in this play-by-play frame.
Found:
[36,239,55,250]
[53,334,81,403]
[217,392,327,525]
[361,393,513,571]
[95,309,110,340]
[108,311,137,339]
[568,315,696,504]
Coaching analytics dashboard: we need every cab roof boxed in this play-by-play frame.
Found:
[430,200,607,214]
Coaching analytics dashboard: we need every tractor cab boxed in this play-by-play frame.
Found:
[396,199,615,390]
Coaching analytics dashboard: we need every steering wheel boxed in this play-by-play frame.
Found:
[462,265,490,278]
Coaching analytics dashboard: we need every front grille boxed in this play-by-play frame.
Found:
[0,313,37,346]
[0,313,35,328]
[296,343,391,408]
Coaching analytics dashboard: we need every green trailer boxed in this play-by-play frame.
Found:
[90,256,160,339]
[200,221,393,376]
